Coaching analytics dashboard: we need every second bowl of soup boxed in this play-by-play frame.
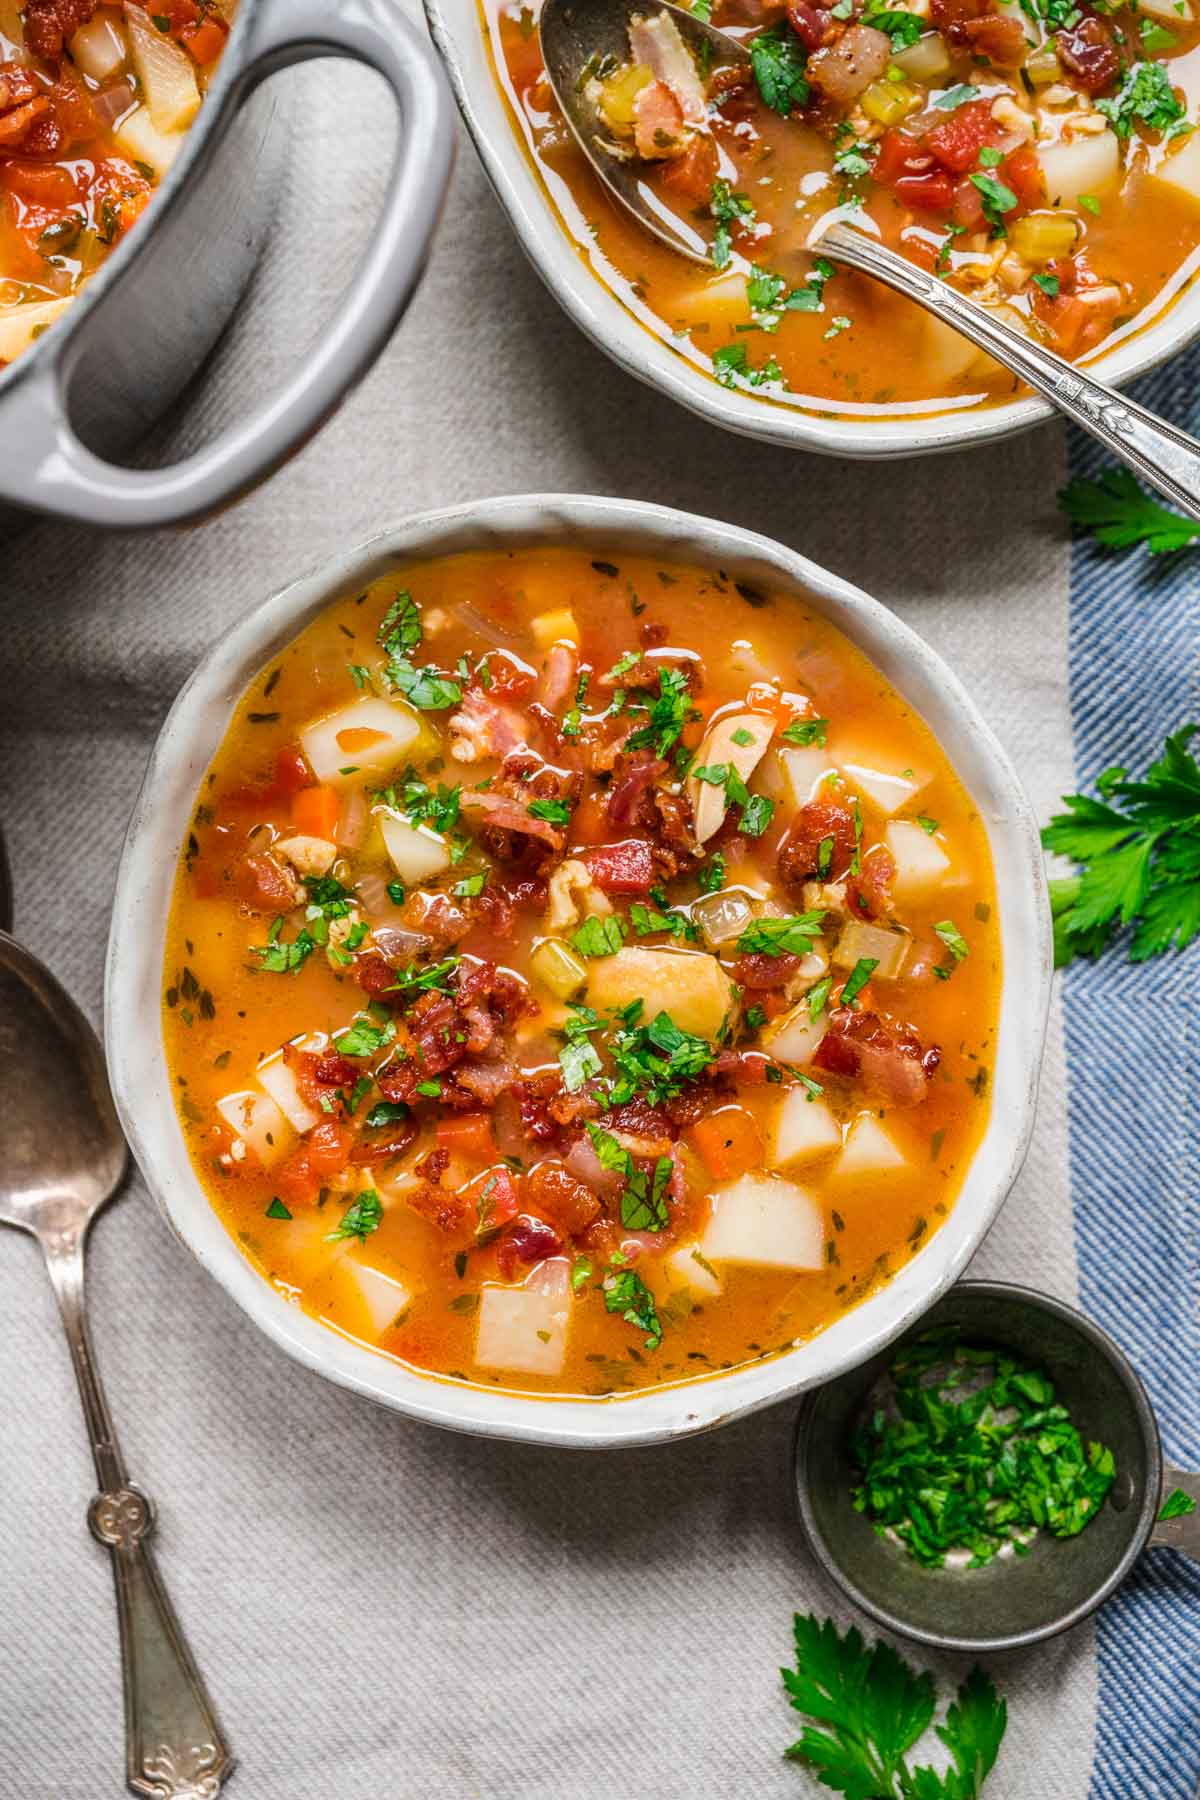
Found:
[107,495,1050,1445]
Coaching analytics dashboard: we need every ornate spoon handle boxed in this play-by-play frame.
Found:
[820,222,1200,526]
[43,1231,234,1799]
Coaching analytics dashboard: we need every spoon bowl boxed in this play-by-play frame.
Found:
[794,1280,1199,1652]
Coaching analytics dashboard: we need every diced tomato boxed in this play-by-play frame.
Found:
[179,14,226,62]
[462,1164,522,1233]
[271,744,312,798]
[686,1106,763,1181]
[659,132,719,204]
[291,784,339,841]
[896,169,956,214]
[0,98,48,151]
[0,159,77,207]
[1030,287,1094,356]
[952,176,986,232]
[924,99,1001,175]
[436,1112,498,1163]
[1002,144,1045,214]
[874,129,929,187]
[273,1119,354,1203]
[583,839,656,894]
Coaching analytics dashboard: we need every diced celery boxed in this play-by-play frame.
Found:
[531,936,588,1001]
[1010,210,1080,264]
[1025,44,1061,84]
[861,79,919,126]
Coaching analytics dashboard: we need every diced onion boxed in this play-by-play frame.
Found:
[691,888,754,950]
[894,33,953,82]
[833,919,911,980]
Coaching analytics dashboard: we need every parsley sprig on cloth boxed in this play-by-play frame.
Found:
[783,1615,1007,1798]
[1043,726,1200,966]
[851,1334,1116,1569]
[1059,469,1200,554]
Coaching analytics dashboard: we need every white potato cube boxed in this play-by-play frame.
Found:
[665,1245,723,1298]
[1152,129,1200,202]
[1140,0,1191,18]
[1038,130,1119,206]
[778,745,836,807]
[838,758,928,818]
[341,1258,412,1338]
[378,812,451,883]
[770,1088,842,1168]
[125,3,201,132]
[701,1172,825,1270]
[215,1090,291,1166]
[833,920,911,981]
[886,820,951,897]
[476,1259,572,1377]
[299,696,421,785]
[835,1116,907,1180]
[586,946,736,1039]
[113,104,183,178]
[255,1051,321,1135]
[762,999,828,1068]
[0,299,69,362]
[70,15,128,80]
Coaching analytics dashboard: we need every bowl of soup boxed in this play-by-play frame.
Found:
[425,0,1200,456]
[106,494,1050,1445]
[0,0,453,530]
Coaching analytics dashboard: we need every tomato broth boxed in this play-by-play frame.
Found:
[163,548,1000,1399]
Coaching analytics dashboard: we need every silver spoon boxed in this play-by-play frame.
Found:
[540,0,1200,523]
[0,930,233,1799]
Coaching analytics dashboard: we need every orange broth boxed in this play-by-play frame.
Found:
[163,548,1000,1399]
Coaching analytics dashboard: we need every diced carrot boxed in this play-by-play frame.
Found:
[179,16,226,64]
[686,1106,763,1181]
[436,1112,498,1163]
[460,1163,522,1231]
[292,784,340,841]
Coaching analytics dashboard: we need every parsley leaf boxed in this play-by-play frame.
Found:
[607,1009,718,1107]
[385,659,462,711]
[933,919,969,961]
[709,177,756,270]
[603,1264,663,1349]
[840,956,877,1007]
[335,1015,396,1058]
[736,911,825,957]
[1059,467,1200,553]
[711,341,783,390]
[570,914,626,958]
[861,6,924,42]
[251,917,316,974]
[1043,726,1200,963]
[1159,1487,1198,1520]
[970,171,1018,234]
[1096,59,1188,138]
[782,716,829,746]
[623,667,696,757]
[750,21,810,115]
[325,1189,383,1243]
[698,852,726,894]
[378,591,422,658]
[529,796,572,825]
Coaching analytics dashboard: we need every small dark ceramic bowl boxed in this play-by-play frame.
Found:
[794,1281,1199,1652]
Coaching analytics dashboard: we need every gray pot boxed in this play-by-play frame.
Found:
[0,0,454,531]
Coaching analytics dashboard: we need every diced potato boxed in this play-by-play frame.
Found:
[597,61,655,132]
[530,608,579,648]
[688,711,775,844]
[586,946,736,1038]
[71,15,128,81]
[114,105,183,179]
[665,1244,723,1298]
[256,1050,321,1134]
[778,745,835,807]
[476,1259,572,1377]
[761,999,828,1068]
[341,1257,413,1338]
[886,820,951,897]
[1038,129,1120,206]
[1140,0,1191,19]
[1010,210,1080,264]
[672,271,757,331]
[0,299,70,362]
[215,1089,291,1165]
[838,757,928,818]
[834,1115,907,1179]
[1151,128,1200,201]
[299,696,421,785]
[530,936,588,1001]
[833,919,911,981]
[770,1088,842,1169]
[861,78,919,126]
[701,1173,825,1270]
[125,3,201,132]
[378,812,451,884]
[893,32,952,81]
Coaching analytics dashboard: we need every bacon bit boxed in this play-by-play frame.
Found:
[406,1181,471,1234]
[496,1214,564,1277]
[448,685,530,763]
[24,0,99,60]
[416,1146,450,1183]
[778,800,857,889]
[713,1048,778,1085]
[272,1119,354,1205]
[460,788,565,852]
[960,12,1027,64]
[526,1160,602,1235]
[453,1057,517,1105]
[787,0,831,50]
[0,65,37,113]
[356,1121,418,1166]
[539,641,578,714]
[356,954,397,1000]
[812,1007,940,1107]
[377,962,528,1103]
[0,97,50,150]
[606,753,668,829]
[929,0,989,37]
[583,838,657,894]
[844,845,896,921]
[732,950,804,989]
[236,852,297,913]
[1055,15,1119,94]
[401,888,471,948]
[808,24,891,104]
[484,655,537,702]
[313,1053,360,1088]
[514,1073,568,1144]
[659,131,719,202]
[595,1097,676,1154]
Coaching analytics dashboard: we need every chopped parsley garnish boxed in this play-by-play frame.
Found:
[602,1262,663,1349]
[265,1197,292,1220]
[970,172,1018,234]
[832,140,877,181]
[739,793,776,837]
[607,1009,717,1107]
[1159,1487,1198,1520]
[934,919,970,962]
[749,20,810,115]
[624,667,697,757]
[736,911,825,957]
[1096,59,1188,138]
[365,1100,409,1128]
[386,879,406,905]
[385,956,460,998]
[603,648,643,682]
[852,1332,1117,1568]
[378,591,422,658]
[629,900,697,941]
[570,1255,594,1293]
[1078,193,1102,215]
[324,1189,383,1243]
[559,1033,603,1092]
[807,975,832,1019]
[697,852,726,894]
[570,914,626,958]
[710,177,757,270]
[860,6,924,43]
[385,659,462,711]
[783,1615,1007,1799]
[935,82,980,109]
[529,796,572,825]
[1043,725,1200,963]
[782,716,829,747]
[840,956,877,1008]
[251,917,316,974]
[691,761,774,834]
[414,1078,442,1098]
[711,341,782,390]
[453,871,488,897]
[917,814,940,835]
[1032,272,1060,298]
[1059,466,1200,553]
[335,1015,396,1058]
[382,772,462,835]
[785,256,836,314]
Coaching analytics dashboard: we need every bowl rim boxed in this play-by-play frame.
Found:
[791,1279,1164,1651]
[105,492,1052,1448]
[423,0,1200,460]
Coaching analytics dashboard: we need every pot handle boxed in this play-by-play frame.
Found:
[1148,1464,1200,1564]
[7,0,454,529]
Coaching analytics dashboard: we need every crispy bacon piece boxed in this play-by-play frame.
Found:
[448,685,529,764]
[812,1007,940,1107]
[787,0,831,50]
[808,24,891,103]
[377,961,528,1103]
[272,1119,354,1205]
[526,1160,602,1236]
[960,12,1027,63]
[460,788,565,851]
[583,838,657,894]
[732,950,804,989]
[1055,15,1120,93]
[539,641,578,714]
[236,852,297,913]
[452,1057,517,1105]
[778,800,857,889]
[633,79,688,160]
[24,0,98,60]
[496,1214,564,1277]
[407,1181,471,1234]
[606,753,667,829]
[844,846,896,921]
[313,1053,360,1089]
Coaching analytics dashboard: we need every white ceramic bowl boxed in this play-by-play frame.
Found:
[424,0,1200,460]
[106,495,1051,1447]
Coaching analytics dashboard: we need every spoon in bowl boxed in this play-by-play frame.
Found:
[540,0,1200,523]
[0,930,233,1798]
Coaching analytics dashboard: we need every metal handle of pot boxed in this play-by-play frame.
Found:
[9,0,455,529]
[1148,1464,1200,1563]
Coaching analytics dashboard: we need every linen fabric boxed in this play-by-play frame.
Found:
[0,46,1193,1800]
